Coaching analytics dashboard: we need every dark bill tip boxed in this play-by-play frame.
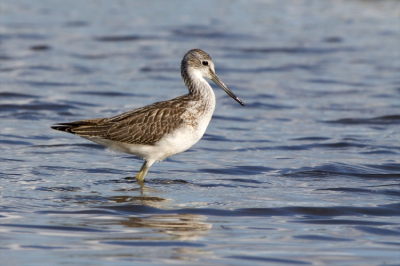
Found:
[211,73,245,107]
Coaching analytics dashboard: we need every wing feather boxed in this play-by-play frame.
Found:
[51,95,191,145]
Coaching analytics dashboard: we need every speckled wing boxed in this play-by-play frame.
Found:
[51,99,188,145]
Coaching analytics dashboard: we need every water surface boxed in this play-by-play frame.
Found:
[1,1,399,265]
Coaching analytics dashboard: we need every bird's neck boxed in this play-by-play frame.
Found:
[182,68,213,98]
[187,75,215,107]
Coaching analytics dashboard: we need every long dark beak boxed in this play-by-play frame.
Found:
[210,72,245,106]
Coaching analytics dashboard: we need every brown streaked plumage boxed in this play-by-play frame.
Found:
[51,49,244,183]
[52,96,190,145]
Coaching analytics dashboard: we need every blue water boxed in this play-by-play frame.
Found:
[1,0,400,265]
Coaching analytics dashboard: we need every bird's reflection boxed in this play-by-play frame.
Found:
[110,179,173,208]
[120,213,212,241]
[72,178,213,260]
[109,180,212,241]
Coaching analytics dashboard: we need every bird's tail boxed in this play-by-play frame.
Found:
[51,122,83,134]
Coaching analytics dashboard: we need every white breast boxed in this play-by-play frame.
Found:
[150,89,216,162]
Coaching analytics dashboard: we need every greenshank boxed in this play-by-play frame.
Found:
[51,49,244,183]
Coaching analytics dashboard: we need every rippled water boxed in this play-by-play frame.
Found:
[1,0,400,265]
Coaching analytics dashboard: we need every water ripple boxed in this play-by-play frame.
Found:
[227,255,311,265]
[325,115,400,125]
[94,35,157,42]
[232,46,356,54]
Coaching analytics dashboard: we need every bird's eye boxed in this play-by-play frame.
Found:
[202,61,208,66]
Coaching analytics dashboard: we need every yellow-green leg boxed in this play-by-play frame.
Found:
[136,161,151,183]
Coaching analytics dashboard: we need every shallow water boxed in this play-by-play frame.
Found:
[1,0,400,265]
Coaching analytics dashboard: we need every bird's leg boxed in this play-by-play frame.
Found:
[136,161,151,183]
